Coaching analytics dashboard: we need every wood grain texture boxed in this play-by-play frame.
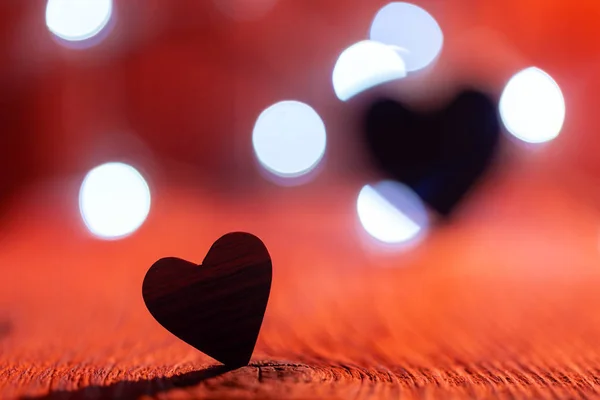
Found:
[3,173,600,399]
[142,232,272,368]
[3,0,600,398]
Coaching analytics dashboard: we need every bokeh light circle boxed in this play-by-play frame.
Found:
[332,40,407,101]
[370,2,443,72]
[357,181,428,245]
[79,162,151,240]
[499,67,565,144]
[46,0,113,42]
[252,100,327,178]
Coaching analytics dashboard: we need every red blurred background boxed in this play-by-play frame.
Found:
[3,1,600,398]
[3,0,600,200]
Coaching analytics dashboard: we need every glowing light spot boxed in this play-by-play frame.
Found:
[46,0,112,42]
[357,181,428,245]
[79,162,151,240]
[370,2,443,72]
[332,40,407,101]
[252,100,327,178]
[499,67,565,144]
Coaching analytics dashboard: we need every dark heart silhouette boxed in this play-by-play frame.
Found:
[142,232,272,368]
[362,89,501,217]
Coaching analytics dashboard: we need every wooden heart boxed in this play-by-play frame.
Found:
[142,232,272,368]
[362,89,501,216]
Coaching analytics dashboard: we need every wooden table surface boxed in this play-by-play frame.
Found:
[2,0,600,398]
[2,164,600,400]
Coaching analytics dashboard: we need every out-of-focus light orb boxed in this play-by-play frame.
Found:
[357,181,428,245]
[213,0,277,20]
[499,67,565,144]
[79,162,151,240]
[252,100,327,178]
[332,40,407,101]
[45,0,113,42]
[370,2,443,72]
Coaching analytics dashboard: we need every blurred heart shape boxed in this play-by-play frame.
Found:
[362,89,501,216]
[142,232,272,368]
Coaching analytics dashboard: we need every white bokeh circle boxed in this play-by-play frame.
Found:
[46,0,113,42]
[79,162,151,239]
[370,2,443,72]
[357,181,428,245]
[499,67,565,144]
[252,100,327,178]
[332,40,407,101]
